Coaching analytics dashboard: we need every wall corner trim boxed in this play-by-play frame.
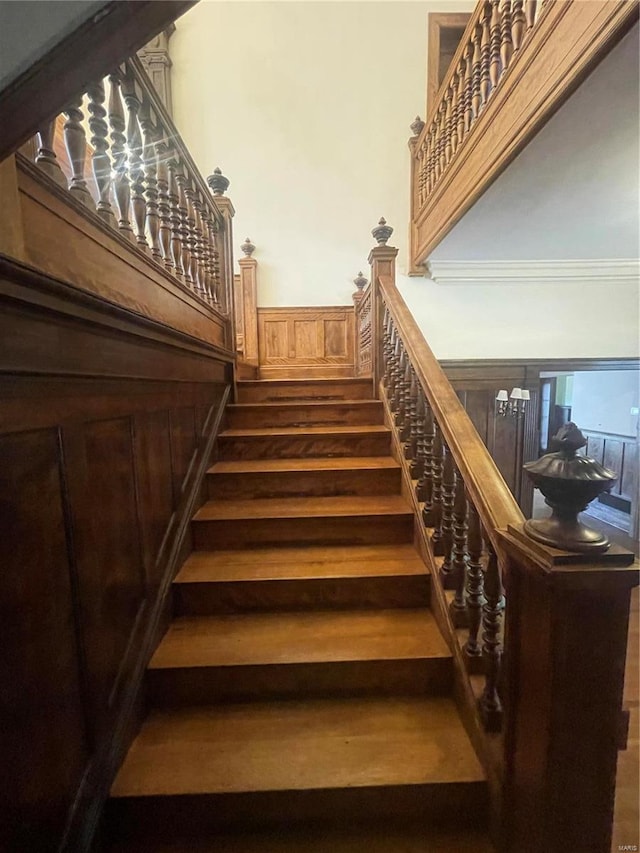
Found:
[427,258,640,286]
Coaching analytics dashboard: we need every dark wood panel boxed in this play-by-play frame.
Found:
[586,435,605,466]
[603,440,624,496]
[170,407,198,502]
[621,442,638,503]
[0,428,88,852]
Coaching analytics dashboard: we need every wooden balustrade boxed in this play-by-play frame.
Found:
[362,225,638,850]
[26,57,232,319]
[354,279,373,377]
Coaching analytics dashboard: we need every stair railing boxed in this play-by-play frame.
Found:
[363,222,638,852]
[22,56,235,327]
[354,278,373,377]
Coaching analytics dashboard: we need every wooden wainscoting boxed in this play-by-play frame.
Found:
[0,257,231,852]
[257,306,356,379]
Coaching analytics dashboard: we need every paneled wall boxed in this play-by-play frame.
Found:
[257,306,355,379]
[0,257,230,851]
[583,430,638,512]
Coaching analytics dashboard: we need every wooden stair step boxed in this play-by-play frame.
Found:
[109,697,487,832]
[174,544,429,614]
[226,400,384,429]
[147,609,450,703]
[192,496,414,549]
[236,378,374,403]
[207,456,401,499]
[218,425,391,460]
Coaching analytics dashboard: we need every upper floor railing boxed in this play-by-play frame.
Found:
[409,0,639,267]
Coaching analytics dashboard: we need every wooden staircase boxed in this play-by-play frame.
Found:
[106,378,493,851]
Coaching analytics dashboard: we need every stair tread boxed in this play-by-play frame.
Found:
[111,696,485,797]
[238,378,373,387]
[208,456,399,474]
[194,495,412,521]
[176,545,426,583]
[228,400,381,409]
[149,609,448,670]
[220,425,389,438]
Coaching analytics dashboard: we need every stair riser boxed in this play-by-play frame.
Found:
[192,514,414,550]
[218,434,391,460]
[208,467,401,500]
[237,380,374,403]
[109,782,488,836]
[226,402,384,429]
[174,575,430,615]
[147,658,452,706]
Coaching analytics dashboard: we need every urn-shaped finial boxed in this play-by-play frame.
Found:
[523,422,617,554]
[207,167,230,196]
[410,115,425,136]
[353,271,368,292]
[241,237,255,257]
[372,217,393,246]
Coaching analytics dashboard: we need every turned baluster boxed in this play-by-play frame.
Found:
[438,443,456,583]
[108,72,133,239]
[390,336,404,416]
[427,424,444,550]
[193,193,211,300]
[140,103,161,261]
[479,539,505,731]
[200,204,216,302]
[464,43,474,132]
[489,0,502,88]
[410,379,425,481]
[437,103,447,177]
[184,180,202,295]
[525,0,537,30]
[426,128,436,194]
[471,23,483,118]
[155,135,173,272]
[449,472,469,628]
[450,74,459,156]
[382,309,393,389]
[456,61,465,148]
[480,1,492,106]
[399,359,413,443]
[464,500,485,662]
[444,84,453,165]
[500,0,514,71]
[35,119,67,188]
[63,97,94,209]
[210,218,222,304]
[419,397,435,510]
[175,167,192,286]
[167,156,183,277]
[394,347,409,430]
[87,81,115,225]
[512,0,526,50]
[403,366,419,459]
[121,76,148,249]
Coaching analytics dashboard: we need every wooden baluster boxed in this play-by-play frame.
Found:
[155,135,173,272]
[210,217,221,304]
[500,0,514,71]
[390,336,404,416]
[439,444,456,585]
[525,0,537,30]
[471,22,483,119]
[427,424,444,553]
[63,97,94,209]
[480,1,492,106]
[193,192,210,300]
[419,142,427,203]
[479,539,505,731]
[437,103,446,177]
[464,501,485,663]
[410,378,425,481]
[450,73,459,156]
[35,119,67,188]
[404,366,418,460]
[382,309,393,390]
[419,396,435,510]
[426,128,436,194]
[184,181,202,295]
[200,202,215,303]
[490,0,502,89]
[449,472,469,628]
[444,84,453,165]
[175,167,192,286]
[399,358,412,443]
[87,82,115,225]
[140,102,161,261]
[167,156,183,277]
[464,43,474,132]
[456,61,465,148]
[108,72,133,239]
[122,76,148,249]
[512,0,526,50]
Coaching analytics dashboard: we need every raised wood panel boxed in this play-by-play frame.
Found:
[585,429,638,505]
[0,428,88,852]
[257,307,355,379]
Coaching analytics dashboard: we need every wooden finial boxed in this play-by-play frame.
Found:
[241,237,255,257]
[372,217,393,246]
[207,167,230,196]
[410,115,425,137]
[353,271,367,292]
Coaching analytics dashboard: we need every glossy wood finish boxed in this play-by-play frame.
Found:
[411,0,639,263]
[226,399,383,428]
[237,377,373,402]
[257,306,356,379]
[218,425,392,460]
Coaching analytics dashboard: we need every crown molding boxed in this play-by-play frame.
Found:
[426,259,640,285]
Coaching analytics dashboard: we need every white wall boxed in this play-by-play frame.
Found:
[571,371,639,438]
[171,2,639,359]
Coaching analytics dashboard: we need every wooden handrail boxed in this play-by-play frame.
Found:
[378,273,523,549]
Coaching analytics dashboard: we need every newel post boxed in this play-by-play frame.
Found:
[237,238,259,366]
[206,167,235,348]
[499,524,638,852]
[368,218,398,391]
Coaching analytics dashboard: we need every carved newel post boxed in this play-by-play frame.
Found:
[352,271,368,305]
[523,422,617,553]
[368,219,398,388]
[205,167,235,336]
[237,237,259,366]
